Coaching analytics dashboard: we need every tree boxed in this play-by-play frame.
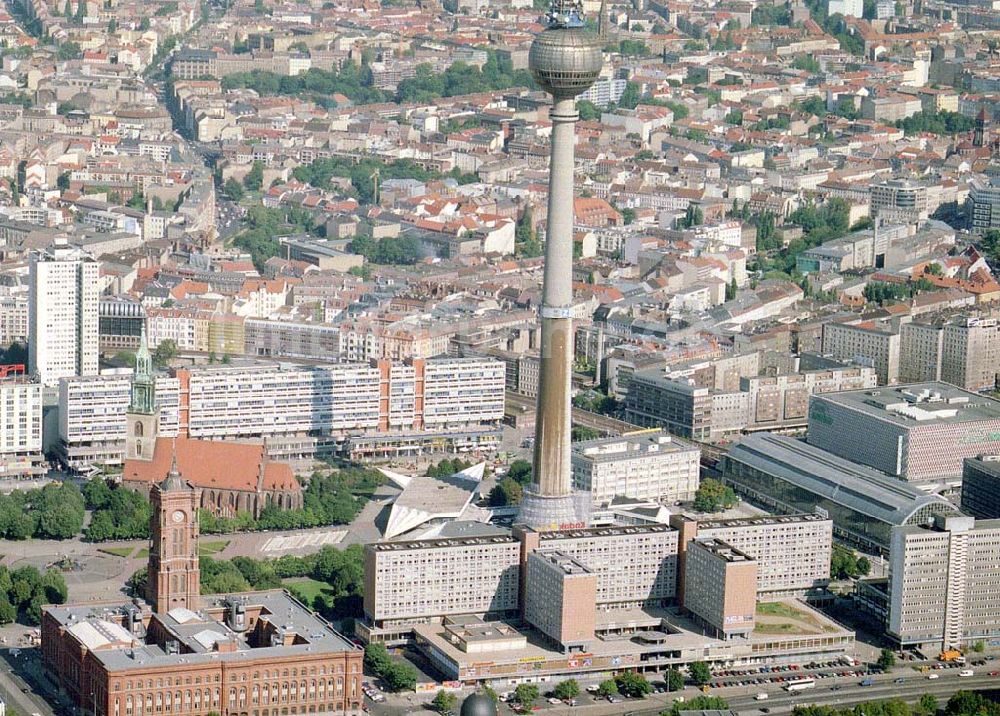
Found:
[596,679,618,697]
[619,81,641,110]
[553,680,580,701]
[152,339,177,367]
[664,669,684,692]
[514,684,539,708]
[876,648,896,672]
[0,596,15,625]
[693,479,737,513]
[244,161,264,191]
[382,661,417,692]
[681,204,704,228]
[487,477,523,507]
[689,661,712,685]
[432,690,458,714]
[673,695,728,716]
[615,671,652,698]
[223,177,245,201]
[621,207,636,225]
[726,276,738,301]
[857,556,871,576]
[918,694,938,716]
[578,99,602,121]
[507,459,532,485]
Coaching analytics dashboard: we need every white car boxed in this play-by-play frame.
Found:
[959,670,974,677]
[548,698,562,704]
[927,674,940,680]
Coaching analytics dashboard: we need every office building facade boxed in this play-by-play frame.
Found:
[821,322,900,385]
[968,177,1000,235]
[684,538,757,641]
[0,373,43,477]
[672,513,832,598]
[808,383,1000,487]
[29,238,99,385]
[58,358,505,471]
[571,431,700,507]
[360,535,522,644]
[888,515,1000,651]
[961,456,1000,519]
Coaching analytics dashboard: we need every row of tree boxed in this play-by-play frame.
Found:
[84,466,384,542]
[364,643,419,692]
[129,544,364,620]
[0,482,85,541]
[396,54,533,103]
[220,66,386,106]
[0,564,68,626]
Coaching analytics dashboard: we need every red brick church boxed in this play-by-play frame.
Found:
[42,458,363,716]
[120,332,302,518]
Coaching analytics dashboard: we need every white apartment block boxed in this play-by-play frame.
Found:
[59,358,505,471]
[900,317,1000,391]
[889,515,1000,651]
[58,373,180,470]
[421,359,505,428]
[361,535,521,641]
[29,239,99,385]
[571,431,700,506]
[0,377,43,477]
[821,321,900,385]
[0,293,28,346]
[676,513,833,597]
[183,363,383,438]
[527,524,679,609]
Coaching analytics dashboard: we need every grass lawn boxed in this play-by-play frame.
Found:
[757,602,806,620]
[198,540,230,556]
[98,546,134,558]
[283,578,333,604]
[135,547,149,559]
[755,601,840,635]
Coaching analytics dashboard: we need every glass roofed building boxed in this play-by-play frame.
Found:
[719,432,962,554]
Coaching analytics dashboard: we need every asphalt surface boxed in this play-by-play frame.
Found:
[369,664,1000,716]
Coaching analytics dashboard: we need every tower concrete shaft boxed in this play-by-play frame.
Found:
[518,9,602,531]
[531,98,578,500]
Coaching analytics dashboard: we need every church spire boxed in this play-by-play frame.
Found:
[130,325,156,415]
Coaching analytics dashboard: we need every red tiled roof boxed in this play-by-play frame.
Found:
[123,437,299,493]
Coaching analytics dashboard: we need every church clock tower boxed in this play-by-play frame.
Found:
[126,326,159,461]
[147,453,201,614]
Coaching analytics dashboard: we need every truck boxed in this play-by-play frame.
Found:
[939,650,963,662]
[755,693,769,701]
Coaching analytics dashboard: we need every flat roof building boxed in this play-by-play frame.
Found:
[961,456,1000,519]
[721,433,961,554]
[360,534,521,645]
[808,383,1000,488]
[571,431,700,507]
[671,513,832,599]
[889,515,1000,651]
[519,524,679,609]
[523,551,597,652]
[684,538,757,641]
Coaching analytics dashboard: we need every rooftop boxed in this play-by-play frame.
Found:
[811,382,1000,426]
[572,429,700,462]
[45,590,357,672]
[724,433,961,528]
[692,537,753,563]
[694,512,829,531]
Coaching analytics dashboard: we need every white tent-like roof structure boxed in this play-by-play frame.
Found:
[379,463,486,539]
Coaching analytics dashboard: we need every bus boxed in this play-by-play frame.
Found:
[784,678,816,692]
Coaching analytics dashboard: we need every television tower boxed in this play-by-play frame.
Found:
[517,0,603,530]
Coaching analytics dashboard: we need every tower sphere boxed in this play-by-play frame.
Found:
[460,693,499,716]
[528,27,603,99]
